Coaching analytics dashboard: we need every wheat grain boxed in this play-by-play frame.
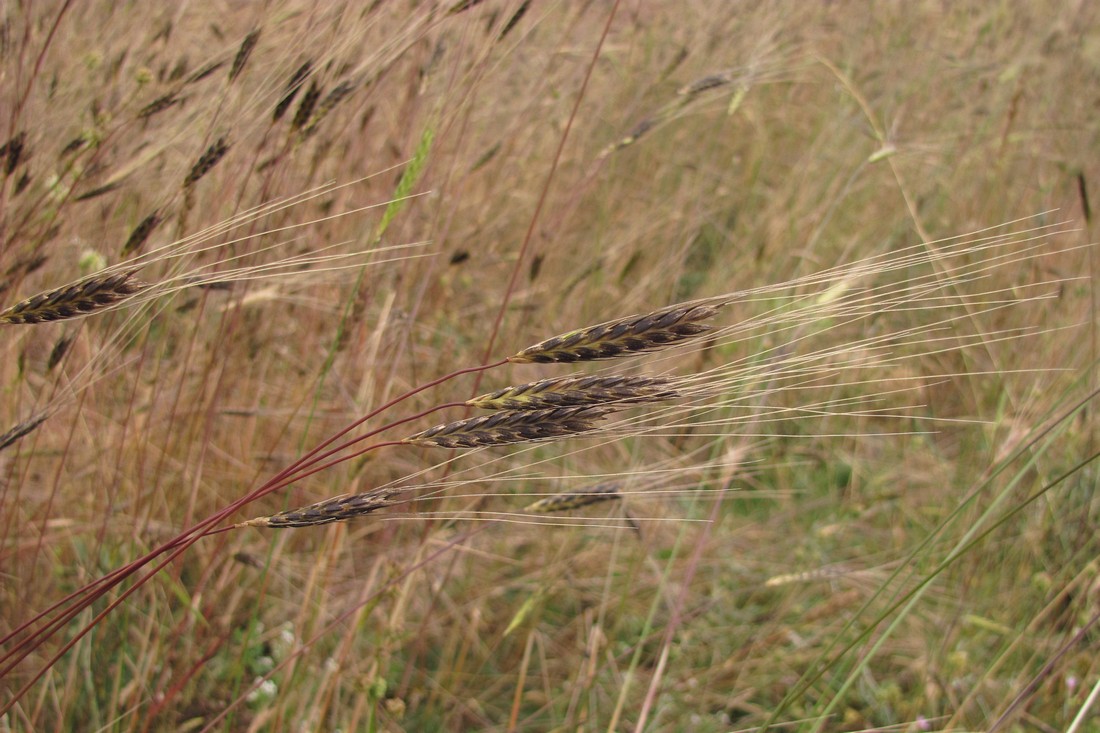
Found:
[468,375,678,411]
[238,488,395,528]
[404,406,614,449]
[524,482,622,513]
[508,301,725,363]
[0,269,147,325]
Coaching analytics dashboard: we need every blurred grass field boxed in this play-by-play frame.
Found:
[1,1,1098,731]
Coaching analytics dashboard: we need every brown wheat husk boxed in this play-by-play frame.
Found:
[404,406,614,449]
[468,375,677,411]
[238,488,396,529]
[508,300,725,364]
[0,269,148,325]
[524,482,622,513]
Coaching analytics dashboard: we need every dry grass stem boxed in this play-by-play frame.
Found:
[238,488,396,528]
[508,301,725,363]
[524,482,622,513]
[404,406,615,449]
[0,269,148,325]
[468,375,678,411]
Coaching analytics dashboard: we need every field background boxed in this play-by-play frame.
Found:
[1,1,1098,731]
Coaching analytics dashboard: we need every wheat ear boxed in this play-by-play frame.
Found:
[524,482,622,513]
[508,301,725,364]
[404,406,614,449]
[468,375,677,411]
[0,270,147,325]
[238,488,396,529]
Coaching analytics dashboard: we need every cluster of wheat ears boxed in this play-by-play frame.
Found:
[2,2,1097,729]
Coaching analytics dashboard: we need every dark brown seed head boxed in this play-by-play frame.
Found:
[290,80,322,131]
[679,74,732,97]
[273,61,313,122]
[137,92,183,119]
[508,302,723,364]
[1,131,26,174]
[186,59,226,85]
[240,488,395,528]
[525,482,622,513]
[0,269,148,325]
[0,412,48,452]
[183,137,229,188]
[302,80,357,137]
[404,406,614,449]
[229,29,261,82]
[468,375,678,411]
[47,334,75,370]
[121,211,162,257]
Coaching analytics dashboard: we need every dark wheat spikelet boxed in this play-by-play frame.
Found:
[290,80,322,131]
[229,29,261,82]
[0,269,147,325]
[120,211,162,257]
[469,375,678,411]
[404,406,614,449]
[678,73,732,97]
[1,131,27,174]
[273,61,313,122]
[508,301,724,364]
[525,482,622,513]
[183,137,229,188]
[0,412,48,452]
[239,488,395,529]
[137,92,183,120]
[302,81,357,137]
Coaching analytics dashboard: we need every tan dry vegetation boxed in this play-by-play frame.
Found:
[1,1,1099,731]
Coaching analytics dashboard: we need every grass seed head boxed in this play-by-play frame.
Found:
[468,375,678,411]
[508,301,723,364]
[0,269,148,325]
[524,482,622,513]
[404,406,615,449]
[183,137,229,188]
[240,488,395,528]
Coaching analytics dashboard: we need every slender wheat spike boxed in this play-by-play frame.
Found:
[468,375,678,411]
[290,81,322,131]
[273,61,313,122]
[524,482,622,513]
[229,29,261,82]
[186,59,226,85]
[120,211,162,257]
[0,269,147,325]
[137,92,182,120]
[183,137,229,188]
[404,406,614,449]
[302,81,357,137]
[0,412,48,452]
[508,301,725,364]
[238,488,395,528]
[47,334,74,370]
[1,131,26,174]
[678,73,732,97]
[498,0,531,40]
